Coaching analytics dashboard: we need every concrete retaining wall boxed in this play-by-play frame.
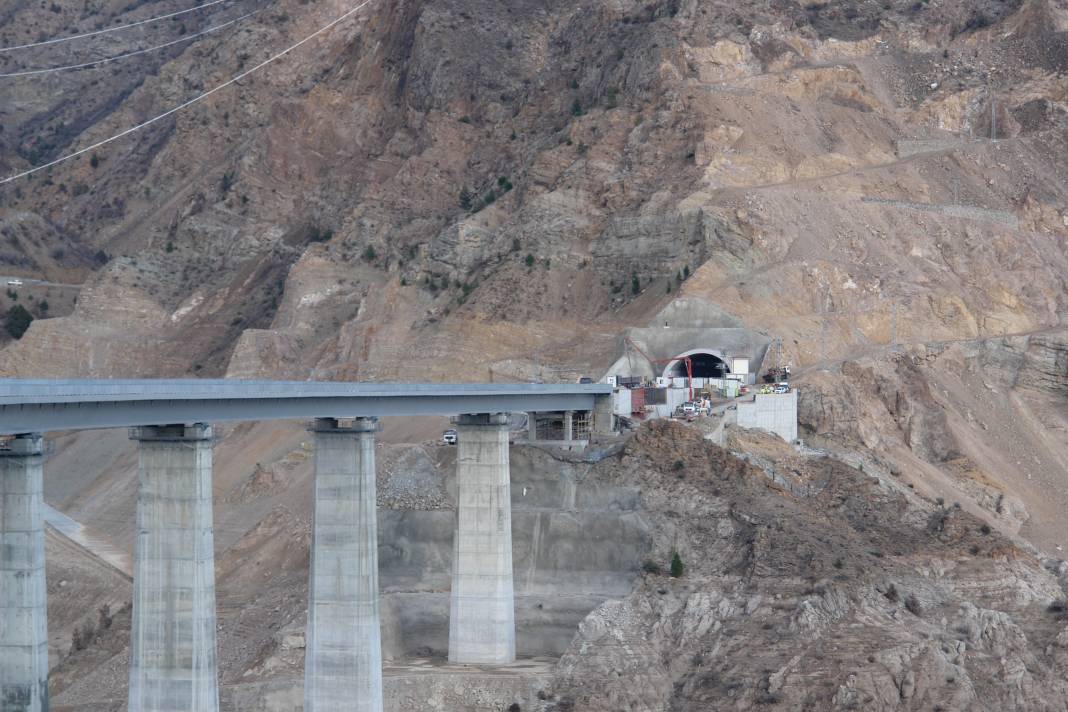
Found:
[861,196,1018,228]
[737,391,798,442]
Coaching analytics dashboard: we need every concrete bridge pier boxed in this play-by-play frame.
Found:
[305,418,382,712]
[449,413,515,664]
[128,424,219,712]
[0,433,48,712]
[593,394,614,435]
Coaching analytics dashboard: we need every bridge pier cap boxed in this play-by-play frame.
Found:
[311,416,379,433]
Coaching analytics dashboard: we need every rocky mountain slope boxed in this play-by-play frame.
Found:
[3,0,1067,381]
[550,421,1068,712]
[6,0,1068,708]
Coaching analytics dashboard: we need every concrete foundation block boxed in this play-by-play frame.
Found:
[0,434,48,712]
[449,413,516,664]
[128,424,219,712]
[306,418,383,712]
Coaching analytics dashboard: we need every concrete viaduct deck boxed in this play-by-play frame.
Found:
[0,379,616,712]
[0,379,612,434]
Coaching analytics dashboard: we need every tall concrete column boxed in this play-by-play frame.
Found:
[526,413,537,442]
[128,424,218,712]
[563,411,574,442]
[592,394,615,435]
[449,413,515,664]
[0,434,48,712]
[306,418,382,712]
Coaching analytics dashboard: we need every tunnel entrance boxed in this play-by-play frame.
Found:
[665,351,730,379]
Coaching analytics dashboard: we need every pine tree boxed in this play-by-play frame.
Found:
[670,551,684,578]
[6,304,33,339]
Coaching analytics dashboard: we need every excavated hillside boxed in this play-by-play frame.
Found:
[7,0,1068,708]
[3,0,1067,382]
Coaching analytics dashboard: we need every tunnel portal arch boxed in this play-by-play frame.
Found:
[664,349,731,379]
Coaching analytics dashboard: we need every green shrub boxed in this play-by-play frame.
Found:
[641,559,662,575]
[363,245,377,261]
[631,274,640,295]
[525,254,535,268]
[670,551,684,578]
[5,304,33,339]
[570,99,583,117]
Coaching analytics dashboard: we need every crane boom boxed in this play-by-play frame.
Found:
[623,337,694,401]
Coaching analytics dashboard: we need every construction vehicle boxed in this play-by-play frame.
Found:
[762,365,790,384]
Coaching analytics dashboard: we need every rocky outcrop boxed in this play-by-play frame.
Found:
[545,421,1068,711]
[1018,332,1068,396]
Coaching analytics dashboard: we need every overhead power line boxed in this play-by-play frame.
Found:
[0,0,228,53]
[0,0,378,186]
[0,10,261,78]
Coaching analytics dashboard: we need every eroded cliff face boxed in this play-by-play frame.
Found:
[4,0,1068,382]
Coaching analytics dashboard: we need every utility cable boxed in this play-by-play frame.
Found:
[0,0,377,186]
[0,0,229,53]
[0,10,260,78]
